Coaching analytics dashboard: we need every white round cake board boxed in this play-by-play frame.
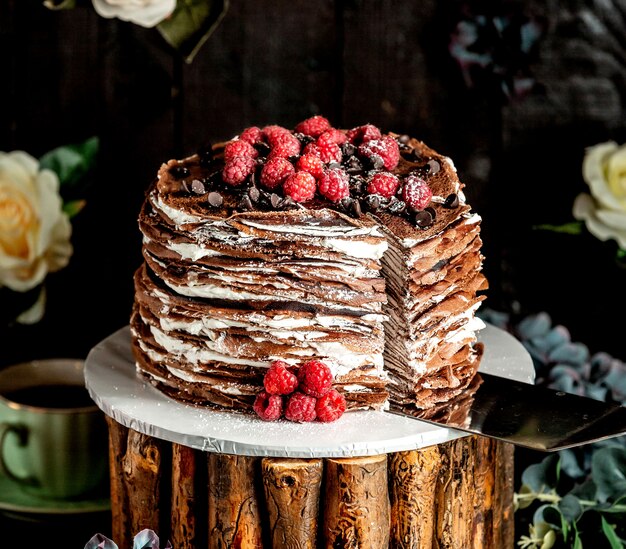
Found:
[84,323,534,458]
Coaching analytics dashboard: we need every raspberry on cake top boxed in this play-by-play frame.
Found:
[130,115,487,422]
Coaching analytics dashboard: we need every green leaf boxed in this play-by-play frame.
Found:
[43,0,76,9]
[522,454,560,493]
[62,199,86,219]
[533,222,584,235]
[592,446,626,503]
[39,136,99,189]
[559,494,583,523]
[601,516,625,549]
[157,0,229,63]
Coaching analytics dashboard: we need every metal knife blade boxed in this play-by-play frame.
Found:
[392,372,626,452]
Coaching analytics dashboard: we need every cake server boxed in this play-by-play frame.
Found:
[394,372,626,452]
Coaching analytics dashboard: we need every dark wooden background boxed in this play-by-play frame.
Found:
[2,0,626,367]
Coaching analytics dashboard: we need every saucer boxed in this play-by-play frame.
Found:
[0,476,110,515]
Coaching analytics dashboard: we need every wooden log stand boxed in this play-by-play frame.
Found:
[105,416,514,549]
[88,325,532,548]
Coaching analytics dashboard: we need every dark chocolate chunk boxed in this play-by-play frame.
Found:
[443,193,459,208]
[351,199,362,217]
[190,179,206,194]
[346,156,363,173]
[398,134,410,144]
[207,192,223,207]
[169,165,190,179]
[270,193,282,208]
[427,159,441,175]
[414,209,434,228]
[238,195,254,211]
[249,187,260,202]
[388,198,406,214]
[253,142,271,156]
[365,194,382,212]
[425,206,436,220]
[281,196,297,210]
[341,143,356,157]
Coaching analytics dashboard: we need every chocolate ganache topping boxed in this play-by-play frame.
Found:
[154,117,466,236]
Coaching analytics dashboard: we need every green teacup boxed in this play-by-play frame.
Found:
[0,359,109,500]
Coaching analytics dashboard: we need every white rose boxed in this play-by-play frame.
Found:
[92,0,176,28]
[0,151,72,293]
[573,141,626,250]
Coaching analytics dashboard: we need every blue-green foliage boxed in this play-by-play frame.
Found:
[479,308,626,548]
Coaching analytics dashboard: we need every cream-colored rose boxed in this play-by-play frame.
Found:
[573,141,626,250]
[92,0,175,28]
[0,151,72,293]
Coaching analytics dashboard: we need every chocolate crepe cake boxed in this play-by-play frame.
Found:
[130,117,487,417]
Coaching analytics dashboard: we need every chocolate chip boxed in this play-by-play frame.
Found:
[369,154,385,170]
[414,209,434,228]
[249,187,260,202]
[443,193,459,208]
[346,156,363,173]
[270,193,282,208]
[281,197,297,210]
[341,143,356,157]
[239,195,254,211]
[349,175,364,194]
[169,165,190,179]
[425,206,436,220]
[190,179,206,194]
[388,198,406,214]
[427,159,441,175]
[351,199,362,217]
[365,194,382,212]
[207,192,223,207]
[253,142,271,156]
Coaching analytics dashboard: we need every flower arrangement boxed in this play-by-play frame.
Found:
[479,308,626,548]
[85,529,171,549]
[0,137,98,326]
[44,0,229,63]
[538,141,626,264]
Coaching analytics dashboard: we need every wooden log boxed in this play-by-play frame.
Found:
[121,428,169,543]
[322,454,390,549]
[208,453,264,548]
[261,458,323,548]
[106,416,131,546]
[171,443,205,549]
[493,442,515,549]
[388,446,442,548]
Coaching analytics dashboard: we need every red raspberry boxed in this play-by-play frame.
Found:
[317,128,348,147]
[297,359,333,398]
[283,171,317,202]
[284,391,317,422]
[295,115,331,138]
[358,136,400,170]
[296,154,325,179]
[402,175,433,209]
[346,124,382,145]
[367,172,400,198]
[317,142,342,164]
[239,126,263,145]
[224,140,258,162]
[253,391,283,421]
[263,360,299,395]
[263,125,292,146]
[318,168,349,203]
[303,142,321,158]
[260,157,295,190]
[315,389,347,422]
[222,156,256,186]
[268,133,301,159]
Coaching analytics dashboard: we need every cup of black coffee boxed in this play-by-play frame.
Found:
[0,359,109,500]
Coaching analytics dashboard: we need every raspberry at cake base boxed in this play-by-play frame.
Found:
[130,116,487,421]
